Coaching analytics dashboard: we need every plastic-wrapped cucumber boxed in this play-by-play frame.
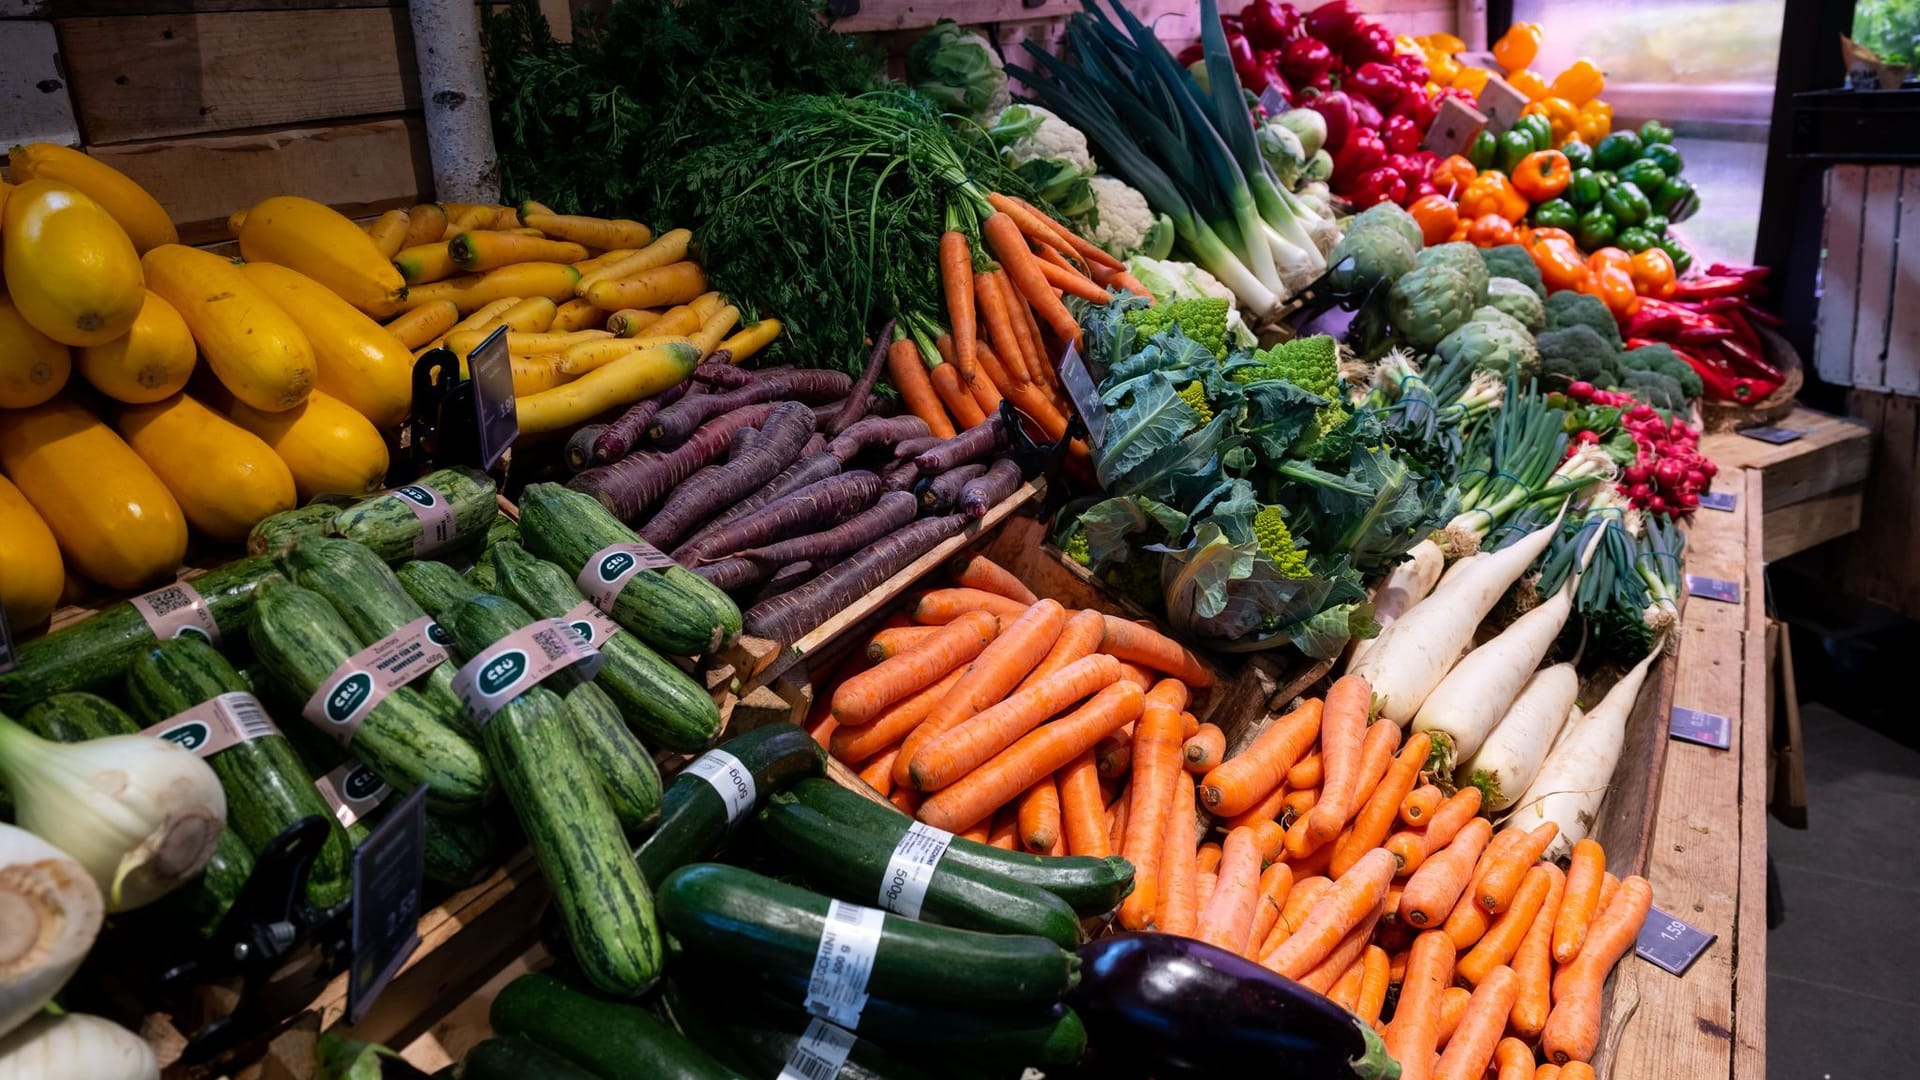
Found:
[332,466,499,564]
[395,560,481,621]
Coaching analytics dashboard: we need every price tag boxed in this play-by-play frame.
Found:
[1698,490,1737,512]
[776,1019,860,1080]
[1056,343,1109,445]
[1669,706,1733,750]
[1636,905,1716,975]
[878,821,954,919]
[1258,86,1289,115]
[1685,574,1741,605]
[0,607,14,675]
[683,748,756,827]
[1740,425,1803,445]
[803,900,884,1028]
[348,784,427,1024]
[468,325,518,470]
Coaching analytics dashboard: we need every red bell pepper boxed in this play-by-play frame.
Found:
[1381,112,1423,154]
[1303,0,1362,48]
[1281,36,1337,92]
[1331,126,1386,189]
[1344,22,1397,66]
[1250,52,1293,99]
[1304,89,1355,153]
[1225,30,1264,90]
[1349,61,1411,112]
[1394,52,1431,85]
[1349,94,1384,131]
[1241,0,1303,48]
[1349,166,1409,209]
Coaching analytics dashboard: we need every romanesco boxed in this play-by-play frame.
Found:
[1061,530,1092,566]
[1178,381,1214,426]
[1124,297,1231,358]
[1232,334,1351,460]
[1253,506,1313,578]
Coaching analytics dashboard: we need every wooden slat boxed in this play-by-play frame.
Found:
[1730,470,1768,1080]
[88,117,432,244]
[56,9,420,145]
[1760,487,1861,560]
[1841,390,1920,618]
[1814,165,1864,386]
[1698,405,1871,512]
[1849,165,1902,390]
[0,20,81,145]
[1888,167,1920,396]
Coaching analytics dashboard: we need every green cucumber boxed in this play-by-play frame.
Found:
[656,864,1079,1007]
[281,537,467,724]
[749,976,1086,1068]
[456,1037,599,1080]
[661,976,938,1080]
[633,723,823,885]
[438,594,661,994]
[332,466,499,565]
[760,794,1080,948]
[486,541,721,752]
[443,592,660,834]
[247,499,347,557]
[395,560,482,621]
[21,691,253,937]
[247,579,494,815]
[0,557,282,711]
[517,483,741,656]
[789,778,1134,917]
[491,973,738,1080]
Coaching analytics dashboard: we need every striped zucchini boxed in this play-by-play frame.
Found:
[0,556,282,710]
[484,514,520,550]
[123,637,354,909]
[394,559,480,621]
[517,483,740,656]
[485,541,720,752]
[633,723,823,885]
[247,578,494,815]
[464,556,499,593]
[437,593,662,994]
[332,466,499,564]
[246,499,347,557]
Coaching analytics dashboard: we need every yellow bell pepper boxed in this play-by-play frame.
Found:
[1538,96,1580,144]
[1493,22,1542,73]
[1429,52,1462,86]
[1507,68,1550,102]
[1424,32,1466,54]
[1551,58,1605,105]
[1396,35,1424,57]
[1574,100,1612,144]
[1452,66,1491,98]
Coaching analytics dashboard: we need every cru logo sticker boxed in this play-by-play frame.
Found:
[426,621,455,648]
[394,485,438,508]
[327,672,375,725]
[570,620,597,644]
[477,650,528,697]
[175,625,212,643]
[159,722,210,752]
[344,764,387,802]
[597,551,636,583]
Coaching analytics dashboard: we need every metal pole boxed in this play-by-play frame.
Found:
[408,0,500,204]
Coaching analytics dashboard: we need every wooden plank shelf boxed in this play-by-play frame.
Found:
[1700,405,1870,562]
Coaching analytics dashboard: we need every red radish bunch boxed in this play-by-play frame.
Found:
[1615,405,1711,518]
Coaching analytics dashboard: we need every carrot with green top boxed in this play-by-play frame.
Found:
[1057,751,1109,858]
[1005,193,1126,272]
[1018,774,1063,854]
[831,666,965,766]
[1552,839,1607,964]
[931,362,987,428]
[1114,679,1191,930]
[974,270,1030,385]
[935,332,1002,416]
[1200,699,1322,816]
[908,652,1122,792]
[831,609,996,727]
[996,267,1045,379]
[951,554,1038,604]
[1155,771,1200,936]
[1384,930,1457,1080]
[1401,817,1492,928]
[941,230,978,376]
[1037,258,1110,303]
[1262,848,1396,979]
[887,334,956,439]
[986,192,1093,270]
[1541,877,1654,1065]
[984,213,1082,346]
[1433,965,1520,1080]
[1509,862,1566,1040]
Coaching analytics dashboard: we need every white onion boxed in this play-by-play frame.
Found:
[0,1013,157,1080]
[0,825,103,1039]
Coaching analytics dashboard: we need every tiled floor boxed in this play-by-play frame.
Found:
[1766,700,1920,1076]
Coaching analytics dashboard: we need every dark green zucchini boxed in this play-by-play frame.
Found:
[750,975,1087,1069]
[517,483,741,656]
[633,723,823,885]
[395,560,482,622]
[661,976,940,1080]
[490,973,738,1080]
[657,864,1079,1007]
[438,593,661,995]
[281,536,467,725]
[789,778,1134,917]
[333,466,499,565]
[247,579,493,815]
[760,794,1080,948]
[247,499,346,557]
[486,541,721,752]
[0,557,282,711]
[456,1037,599,1080]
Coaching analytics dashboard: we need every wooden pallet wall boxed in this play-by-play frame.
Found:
[1813,164,1920,395]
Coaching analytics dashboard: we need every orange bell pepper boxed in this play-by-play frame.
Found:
[1460,171,1528,222]
[1582,263,1640,318]
[1467,213,1518,248]
[1588,247,1633,276]
[1452,66,1492,98]
[1550,58,1605,105]
[1493,23,1542,73]
[1432,154,1478,195]
[1510,150,1571,202]
[1538,97,1580,145]
[1574,101,1612,144]
[1629,247,1678,298]
[1524,231,1592,293]
[1507,68,1550,102]
[1424,32,1466,54]
[1409,194,1461,247]
[1450,221,1472,243]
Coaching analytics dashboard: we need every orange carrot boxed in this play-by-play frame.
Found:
[1493,1037,1536,1080]
[1535,1066,1562,1080]
[987,807,1020,850]
[1552,839,1608,965]
[914,599,1066,764]
[1338,719,1401,816]
[984,213,1081,345]
[1596,872,1620,923]
[1331,729,1429,877]
[1434,985,1473,1049]
[1154,771,1201,935]
[1257,874,1332,959]
[1298,674,1373,855]
[1286,751,1324,789]
[807,712,839,749]
[1223,781,1293,831]
[908,652,1120,792]
[1541,877,1653,1065]
[1195,842,1223,875]
[890,786,922,816]
[1002,193,1126,271]
[1441,828,1526,950]
[831,610,995,727]
[1381,881,1407,928]
[930,362,987,428]
[1106,784,1131,853]
[974,271,1030,385]
[1033,241,1079,276]
[1287,832,1336,879]
[987,192,1092,270]
[1355,944,1392,1027]
[936,330,1003,416]
[1003,266,1050,375]
[1116,680,1191,930]
[941,231,978,381]
[1401,784,1442,826]
[867,625,941,662]
[950,554,1038,605]
[1018,774,1063,854]
[1035,258,1109,302]
[977,342,1069,438]
[1247,819,1287,862]
[1327,955,1367,1012]
[1200,699,1322,816]
[1095,728,1133,777]
[1557,1065,1592,1080]
[1509,863,1566,1040]
[1011,608,1104,696]
[1459,864,1553,985]
[1182,723,1226,774]
[959,818,992,844]
[1478,822,1558,913]
[1401,817,1492,928]
[1196,826,1265,954]
[1384,930,1457,1080]
[1433,965,1519,1080]
[1385,831,1428,877]
[1263,848,1396,979]
[913,588,1029,625]
[1246,861,1295,954]
[1298,898,1384,994]
[1280,786,1320,823]
[1057,752,1109,858]
[857,746,901,797]
[918,680,1146,833]
[1195,871,1218,909]
[887,336,956,439]
[1388,787,1483,877]
[1100,615,1212,687]
[833,666,965,766]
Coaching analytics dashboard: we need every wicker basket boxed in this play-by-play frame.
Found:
[1701,322,1804,433]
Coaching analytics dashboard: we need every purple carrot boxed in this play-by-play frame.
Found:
[565,424,609,473]
[829,318,896,436]
[689,558,771,592]
[569,401,779,521]
[691,362,757,389]
[727,423,762,460]
[881,459,920,493]
[673,471,881,564]
[920,464,988,513]
[914,414,1008,475]
[743,515,969,645]
[741,560,824,610]
[827,415,931,464]
[959,457,1023,517]
[734,490,918,566]
[639,401,815,550]
[649,370,850,446]
[680,451,841,554]
[591,381,692,464]
[802,433,828,457]
[810,400,849,428]
[893,435,943,460]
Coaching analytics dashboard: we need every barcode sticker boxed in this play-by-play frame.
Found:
[803,900,884,1029]
[559,600,624,649]
[130,580,220,645]
[302,616,454,746]
[878,821,953,919]
[683,748,755,826]
[145,691,278,758]
[576,541,677,613]
[777,1019,859,1080]
[314,759,392,828]
[450,619,602,727]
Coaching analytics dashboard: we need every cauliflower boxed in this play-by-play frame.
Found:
[1126,297,1231,358]
[1387,264,1476,348]
[1126,256,1257,348]
[1485,277,1546,331]
[1254,505,1314,578]
[1086,176,1174,260]
[990,104,1095,217]
[907,20,1010,121]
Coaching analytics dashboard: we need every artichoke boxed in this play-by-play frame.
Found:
[1388,265,1477,349]
[1434,318,1540,379]
[1470,304,1534,340]
[1324,226,1419,298]
[1416,242,1490,306]
[1484,277,1546,331]
[1347,202,1425,254]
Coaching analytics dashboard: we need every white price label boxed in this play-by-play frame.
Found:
[878,821,953,919]
[776,1019,859,1080]
[803,900,884,1029]
[684,748,755,826]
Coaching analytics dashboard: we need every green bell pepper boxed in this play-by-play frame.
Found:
[1515,115,1553,153]
[1560,139,1593,170]
[1616,227,1658,253]
[1654,175,1700,222]
[1617,159,1668,192]
[1638,119,1675,145]
[1532,198,1579,230]
[1596,170,1620,191]
[1641,143,1684,176]
[1567,168,1603,208]
[1655,235,1693,274]
[1593,131,1643,170]
[1497,129,1537,174]
[1577,206,1618,250]
[1644,213,1670,236]
[1467,131,1498,171]
[1602,180,1651,226]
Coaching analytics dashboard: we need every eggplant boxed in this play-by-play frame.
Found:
[1068,934,1400,1080]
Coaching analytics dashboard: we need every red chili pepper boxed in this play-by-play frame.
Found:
[1705,262,1771,283]
[1738,300,1784,328]
[1718,335,1785,381]
[1670,276,1754,301]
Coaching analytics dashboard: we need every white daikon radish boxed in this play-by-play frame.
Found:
[1549,705,1584,758]
[1348,510,1564,724]
[1347,539,1445,669]
[1505,648,1662,862]
[0,825,103,1039]
[1455,663,1580,812]
[0,1012,157,1080]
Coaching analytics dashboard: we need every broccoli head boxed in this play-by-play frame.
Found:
[1479,245,1546,300]
[1125,297,1230,358]
[1253,505,1313,578]
[1623,369,1688,410]
[1233,335,1351,460]
[1620,342,1703,401]
[1535,324,1615,390]
[1543,290,1623,351]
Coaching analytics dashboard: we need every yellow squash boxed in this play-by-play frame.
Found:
[75,289,195,404]
[142,244,316,412]
[0,295,71,408]
[2,180,145,347]
[226,389,389,499]
[8,142,178,253]
[0,475,64,629]
[119,393,297,543]
[237,195,409,317]
[241,261,413,428]
[0,396,186,591]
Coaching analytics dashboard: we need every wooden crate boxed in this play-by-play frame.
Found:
[1813,164,1920,395]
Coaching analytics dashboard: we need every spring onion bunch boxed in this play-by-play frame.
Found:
[1443,382,1613,555]
[1525,490,1685,660]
